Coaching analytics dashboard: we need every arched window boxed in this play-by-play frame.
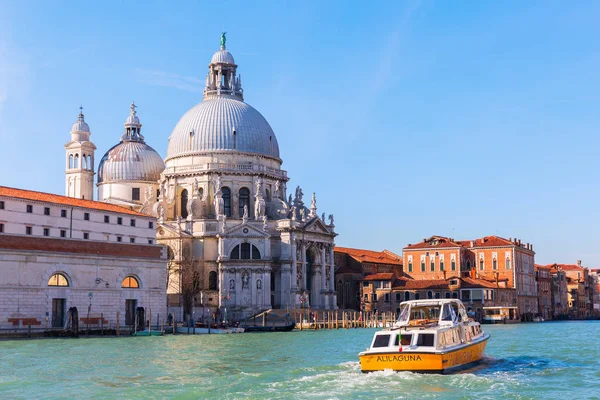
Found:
[230,245,240,259]
[82,154,87,169]
[241,243,251,259]
[230,243,261,260]
[452,292,458,299]
[266,189,271,202]
[427,290,433,299]
[74,154,79,168]
[222,187,231,217]
[404,291,410,301]
[251,245,261,260]
[445,292,451,299]
[415,293,420,300]
[435,292,441,299]
[180,189,188,218]
[48,273,69,287]
[208,271,217,290]
[121,276,140,288]
[239,187,250,217]
[87,155,92,170]
[199,187,204,199]
[69,154,74,169]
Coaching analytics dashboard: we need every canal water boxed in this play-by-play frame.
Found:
[0,321,598,399]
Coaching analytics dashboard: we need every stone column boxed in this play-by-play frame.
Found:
[235,269,242,308]
[264,267,272,308]
[280,264,291,307]
[301,241,307,291]
[291,238,297,292]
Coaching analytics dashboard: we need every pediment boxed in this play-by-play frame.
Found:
[157,222,193,239]
[221,221,269,238]
[303,217,331,234]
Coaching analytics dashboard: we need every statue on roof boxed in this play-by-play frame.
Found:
[220,32,227,47]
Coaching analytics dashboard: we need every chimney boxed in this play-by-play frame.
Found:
[577,260,582,267]
[480,238,485,244]
[509,237,512,242]
[443,270,447,280]
[470,241,474,247]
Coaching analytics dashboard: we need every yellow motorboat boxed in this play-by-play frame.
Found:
[359,299,489,374]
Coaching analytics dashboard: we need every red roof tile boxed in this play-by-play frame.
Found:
[0,186,147,217]
[362,273,395,281]
[403,236,463,250]
[392,277,500,290]
[334,246,402,266]
[469,236,514,248]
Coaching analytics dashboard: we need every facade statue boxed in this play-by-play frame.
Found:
[254,176,263,195]
[214,194,224,217]
[256,279,262,290]
[328,214,335,225]
[309,193,317,217]
[242,271,249,289]
[295,186,303,203]
[288,194,292,205]
[242,204,249,223]
[213,175,222,194]
[262,215,268,231]
[230,279,235,290]
[192,178,199,197]
[300,208,306,221]
[255,195,266,220]
[321,212,325,221]
[274,180,280,198]
[220,32,227,47]
[159,180,166,200]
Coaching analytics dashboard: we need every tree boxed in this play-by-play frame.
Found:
[166,240,201,320]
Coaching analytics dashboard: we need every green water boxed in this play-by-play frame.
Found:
[0,321,598,399]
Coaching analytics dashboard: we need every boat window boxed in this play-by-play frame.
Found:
[441,304,455,321]
[394,334,412,346]
[416,333,435,347]
[373,334,392,348]
[410,306,441,322]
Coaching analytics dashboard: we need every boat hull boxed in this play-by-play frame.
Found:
[359,336,488,373]
[175,327,245,334]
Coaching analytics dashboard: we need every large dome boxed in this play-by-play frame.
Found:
[98,141,165,184]
[166,96,280,160]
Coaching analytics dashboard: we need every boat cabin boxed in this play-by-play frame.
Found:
[367,299,483,353]
[482,306,519,323]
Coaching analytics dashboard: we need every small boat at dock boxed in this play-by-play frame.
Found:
[242,322,295,333]
[175,325,244,334]
[131,329,164,336]
[359,299,489,374]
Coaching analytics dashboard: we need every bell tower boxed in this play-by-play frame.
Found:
[65,107,96,200]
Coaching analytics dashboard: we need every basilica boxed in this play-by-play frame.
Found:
[64,34,338,318]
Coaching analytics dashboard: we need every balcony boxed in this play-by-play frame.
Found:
[163,163,288,179]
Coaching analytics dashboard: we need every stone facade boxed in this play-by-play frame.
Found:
[154,40,337,319]
[0,187,166,330]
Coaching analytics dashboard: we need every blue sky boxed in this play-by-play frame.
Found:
[1,1,600,265]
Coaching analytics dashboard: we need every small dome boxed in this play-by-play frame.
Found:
[71,112,90,133]
[125,113,140,125]
[98,141,165,184]
[211,49,235,65]
[166,97,279,160]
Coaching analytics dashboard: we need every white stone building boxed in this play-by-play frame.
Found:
[155,36,338,318]
[0,186,166,331]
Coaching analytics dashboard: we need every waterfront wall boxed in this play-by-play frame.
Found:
[0,236,167,331]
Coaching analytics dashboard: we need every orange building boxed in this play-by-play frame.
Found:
[403,235,537,320]
[334,247,403,310]
[546,262,590,319]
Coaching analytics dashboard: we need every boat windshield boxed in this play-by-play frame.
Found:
[397,304,411,325]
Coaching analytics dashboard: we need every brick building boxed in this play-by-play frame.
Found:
[534,265,552,319]
[403,235,537,319]
[334,247,402,310]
